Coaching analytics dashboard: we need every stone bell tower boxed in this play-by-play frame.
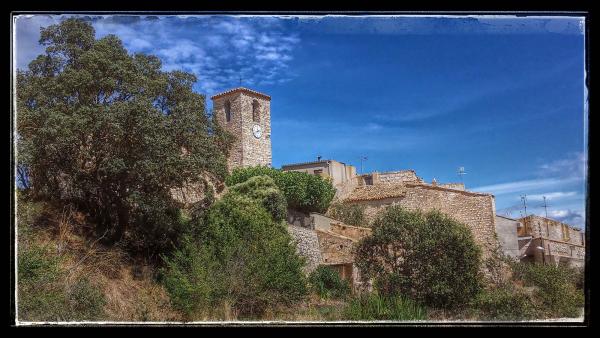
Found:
[211,87,272,171]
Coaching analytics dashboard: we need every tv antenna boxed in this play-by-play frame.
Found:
[359,156,368,174]
[457,166,467,184]
[521,194,528,217]
[540,196,550,218]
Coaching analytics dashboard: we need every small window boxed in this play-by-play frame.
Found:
[314,169,323,176]
[252,100,260,123]
[224,100,232,122]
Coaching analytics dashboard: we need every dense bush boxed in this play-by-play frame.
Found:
[511,262,584,318]
[327,202,367,227]
[308,265,351,299]
[227,175,287,222]
[161,180,307,318]
[473,285,537,321]
[355,206,483,309]
[225,166,336,214]
[343,293,427,320]
[16,18,229,254]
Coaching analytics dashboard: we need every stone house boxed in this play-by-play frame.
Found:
[517,215,584,268]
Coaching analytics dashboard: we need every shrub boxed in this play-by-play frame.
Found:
[308,266,351,299]
[161,182,308,318]
[473,285,537,321]
[225,166,336,214]
[355,206,482,309]
[343,293,427,320]
[511,262,584,318]
[327,202,367,227]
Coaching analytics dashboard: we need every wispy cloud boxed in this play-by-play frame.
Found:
[538,151,586,180]
[525,191,578,201]
[15,15,301,95]
[471,177,580,196]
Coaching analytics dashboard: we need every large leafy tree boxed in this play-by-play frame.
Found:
[355,206,483,309]
[16,18,230,253]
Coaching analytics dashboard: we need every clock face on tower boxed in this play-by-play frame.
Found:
[252,124,262,138]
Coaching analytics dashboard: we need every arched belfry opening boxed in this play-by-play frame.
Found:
[252,99,260,123]
[224,100,232,122]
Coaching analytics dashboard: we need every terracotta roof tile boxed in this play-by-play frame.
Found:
[210,87,271,101]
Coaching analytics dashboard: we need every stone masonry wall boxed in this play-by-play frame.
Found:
[521,215,584,246]
[315,230,356,265]
[212,90,272,171]
[287,225,322,274]
[330,222,372,241]
[350,184,498,257]
[377,170,423,184]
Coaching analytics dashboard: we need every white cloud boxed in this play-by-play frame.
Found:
[548,209,584,228]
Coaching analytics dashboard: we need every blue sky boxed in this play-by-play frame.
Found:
[14,15,587,228]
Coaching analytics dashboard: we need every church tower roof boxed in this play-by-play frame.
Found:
[211,87,271,101]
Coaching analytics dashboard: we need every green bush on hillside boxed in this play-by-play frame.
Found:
[308,265,351,300]
[355,206,483,309]
[511,262,584,318]
[327,202,367,227]
[225,166,336,214]
[473,285,537,321]
[161,179,307,318]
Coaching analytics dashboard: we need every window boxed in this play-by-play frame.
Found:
[252,99,260,122]
[314,169,323,176]
[224,100,231,122]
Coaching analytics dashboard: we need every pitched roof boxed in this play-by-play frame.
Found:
[210,87,271,101]
[344,183,407,202]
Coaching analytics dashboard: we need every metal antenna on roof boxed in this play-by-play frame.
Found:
[521,194,528,217]
[359,156,368,174]
[457,166,467,186]
[239,75,242,87]
[540,196,550,218]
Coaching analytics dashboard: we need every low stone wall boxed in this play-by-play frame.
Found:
[377,170,423,184]
[287,225,322,274]
[330,222,372,241]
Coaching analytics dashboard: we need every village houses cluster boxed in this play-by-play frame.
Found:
[207,86,585,290]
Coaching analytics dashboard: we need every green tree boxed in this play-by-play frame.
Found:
[355,206,483,309]
[225,166,336,214]
[16,18,230,253]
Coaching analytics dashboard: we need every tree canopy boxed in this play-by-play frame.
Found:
[16,18,231,253]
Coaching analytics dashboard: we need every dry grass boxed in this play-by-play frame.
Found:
[18,202,183,322]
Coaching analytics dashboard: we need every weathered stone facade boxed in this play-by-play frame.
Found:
[211,87,272,171]
[518,215,585,268]
[494,215,520,259]
[343,182,498,257]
